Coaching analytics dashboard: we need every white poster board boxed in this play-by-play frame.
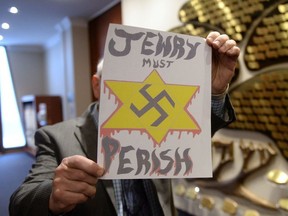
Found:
[97,24,212,179]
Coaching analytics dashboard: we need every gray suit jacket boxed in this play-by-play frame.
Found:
[10,99,235,216]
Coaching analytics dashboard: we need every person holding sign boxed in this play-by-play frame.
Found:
[10,31,240,216]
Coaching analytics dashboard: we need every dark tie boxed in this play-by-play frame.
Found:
[121,179,164,216]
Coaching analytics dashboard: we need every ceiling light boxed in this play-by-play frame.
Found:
[1,23,10,30]
[0,35,3,41]
[9,7,18,14]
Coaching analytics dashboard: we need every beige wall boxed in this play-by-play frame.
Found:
[45,17,92,120]
[122,0,187,32]
[8,17,92,121]
[6,46,46,113]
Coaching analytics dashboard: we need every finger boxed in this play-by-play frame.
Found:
[67,180,97,198]
[56,165,98,185]
[210,34,230,49]
[51,187,89,209]
[217,39,237,53]
[62,155,105,177]
[226,45,241,57]
[206,31,221,45]
[53,176,96,199]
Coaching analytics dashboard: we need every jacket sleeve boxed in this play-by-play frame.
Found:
[211,94,236,136]
[9,128,59,216]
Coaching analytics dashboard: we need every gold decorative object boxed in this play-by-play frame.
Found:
[169,0,288,214]
[222,198,238,215]
[267,169,288,185]
[278,4,288,13]
[171,0,288,77]
[185,186,199,200]
[174,184,186,196]
[244,3,288,71]
[229,70,288,162]
[171,0,288,71]
[190,139,277,210]
[244,209,260,216]
[201,196,215,210]
[278,198,288,211]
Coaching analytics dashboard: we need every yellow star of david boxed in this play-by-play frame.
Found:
[101,70,201,145]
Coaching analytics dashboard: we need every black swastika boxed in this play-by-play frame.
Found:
[130,84,175,127]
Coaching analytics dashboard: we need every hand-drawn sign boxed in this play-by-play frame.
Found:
[98,24,212,179]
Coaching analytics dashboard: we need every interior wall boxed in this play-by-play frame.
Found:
[72,22,92,116]
[45,17,92,120]
[88,3,122,100]
[6,2,121,127]
[122,0,187,31]
[7,46,46,113]
[44,36,67,118]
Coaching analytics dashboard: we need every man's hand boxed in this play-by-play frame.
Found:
[206,32,240,95]
[49,155,105,214]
